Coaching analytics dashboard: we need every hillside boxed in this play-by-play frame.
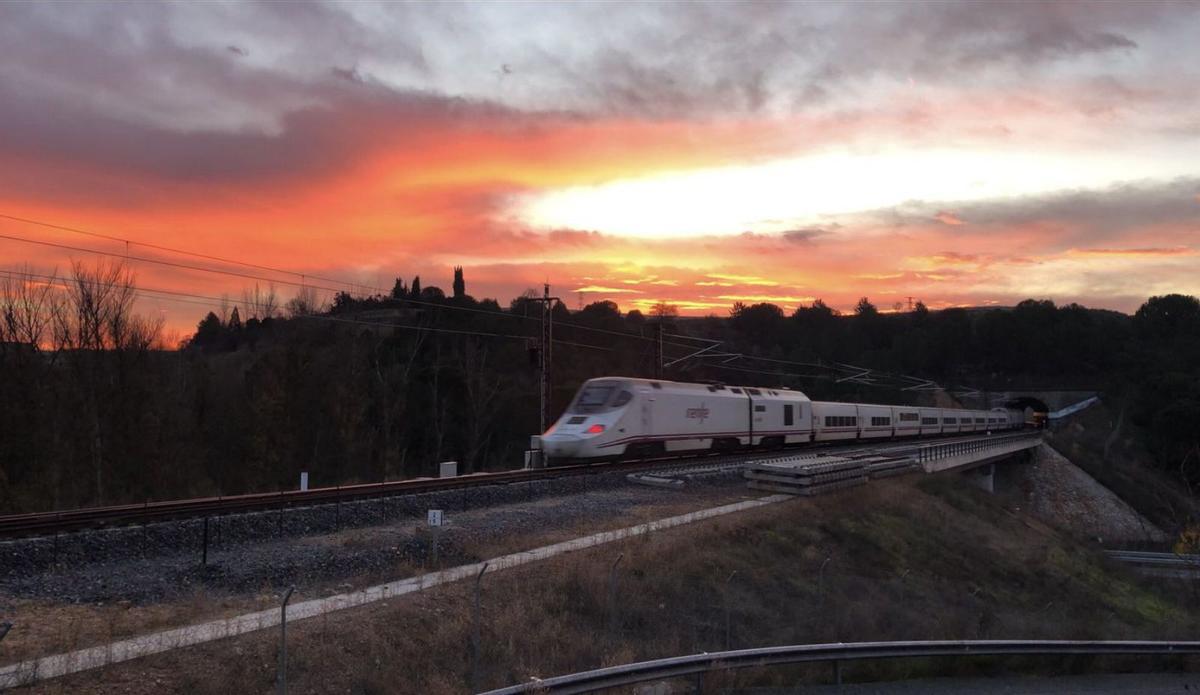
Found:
[25,475,1198,694]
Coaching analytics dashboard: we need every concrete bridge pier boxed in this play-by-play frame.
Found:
[965,463,995,493]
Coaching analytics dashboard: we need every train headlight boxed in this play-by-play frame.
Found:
[586,423,606,434]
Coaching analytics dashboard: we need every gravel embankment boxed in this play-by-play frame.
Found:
[1000,443,1167,544]
[0,475,747,606]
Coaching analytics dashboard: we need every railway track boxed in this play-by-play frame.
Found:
[0,452,768,540]
[0,431,1033,540]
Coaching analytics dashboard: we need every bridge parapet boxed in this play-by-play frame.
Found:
[918,432,1041,474]
[744,432,1041,496]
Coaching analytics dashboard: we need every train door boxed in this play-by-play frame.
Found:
[639,387,654,439]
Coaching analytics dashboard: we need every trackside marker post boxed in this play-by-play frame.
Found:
[428,509,444,567]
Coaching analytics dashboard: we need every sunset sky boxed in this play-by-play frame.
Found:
[2,1,1199,335]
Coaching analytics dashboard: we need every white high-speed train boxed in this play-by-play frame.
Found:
[541,377,1024,462]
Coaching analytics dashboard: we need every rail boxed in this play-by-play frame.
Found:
[480,639,1200,694]
[0,461,638,538]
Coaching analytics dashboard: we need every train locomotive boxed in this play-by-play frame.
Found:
[541,377,1024,462]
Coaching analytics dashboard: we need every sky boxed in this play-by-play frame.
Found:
[2,1,1199,336]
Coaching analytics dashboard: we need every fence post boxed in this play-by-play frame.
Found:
[818,557,832,607]
[472,563,490,691]
[608,554,624,635]
[277,586,295,695]
[201,516,209,567]
[724,570,738,650]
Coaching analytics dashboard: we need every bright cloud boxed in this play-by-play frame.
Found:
[0,1,1198,334]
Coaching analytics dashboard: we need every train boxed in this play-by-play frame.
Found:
[541,377,1024,462]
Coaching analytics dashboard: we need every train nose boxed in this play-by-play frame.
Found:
[542,434,583,458]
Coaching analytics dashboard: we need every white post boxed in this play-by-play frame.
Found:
[439,461,458,478]
[298,472,308,492]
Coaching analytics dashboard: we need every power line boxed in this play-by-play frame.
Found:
[0,213,365,293]
[0,268,613,352]
[0,221,678,347]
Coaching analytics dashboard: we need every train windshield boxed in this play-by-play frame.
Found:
[576,385,615,407]
[569,381,631,413]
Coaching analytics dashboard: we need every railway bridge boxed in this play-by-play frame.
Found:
[741,430,1042,497]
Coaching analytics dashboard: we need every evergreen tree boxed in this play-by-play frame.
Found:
[453,266,465,299]
[391,277,407,300]
[193,312,223,349]
[410,276,421,299]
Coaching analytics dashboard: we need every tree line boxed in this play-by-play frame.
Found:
[1,261,1197,513]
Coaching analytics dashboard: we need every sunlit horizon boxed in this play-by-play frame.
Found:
[1,2,1198,334]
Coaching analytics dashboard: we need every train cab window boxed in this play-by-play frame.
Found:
[784,404,794,426]
[754,405,766,412]
[747,388,762,396]
[612,390,633,407]
[730,388,743,394]
[567,416,587,424]
[575,385,615,408]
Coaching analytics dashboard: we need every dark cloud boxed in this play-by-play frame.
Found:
[878,178,1200,249]
[780,228,828,243]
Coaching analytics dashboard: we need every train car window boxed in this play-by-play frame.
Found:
[871,416,890,426]
[825,415,858,427]
[899,412,919,422]
[921,417,938,425]
[754,405,766,412]
[612,391,633,407]
[943,417,956,424]
[975,417,985,423]
[784,404,794,426]
[576,385,615,408]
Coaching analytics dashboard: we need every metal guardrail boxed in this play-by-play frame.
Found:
[481,639,1200,694]
[1107,550,1200,568]
[916,431,1040,465]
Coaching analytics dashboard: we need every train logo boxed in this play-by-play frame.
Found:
[685,403,710,424]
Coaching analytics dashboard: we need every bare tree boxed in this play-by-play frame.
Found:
[0,266,65,350]
[51,260,162,504]
[241,283,280,320]
[285,285,323,317]
[459,339,501,473]
[650,301,679,318]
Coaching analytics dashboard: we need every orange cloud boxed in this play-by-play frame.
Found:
[1071,246,1194,257]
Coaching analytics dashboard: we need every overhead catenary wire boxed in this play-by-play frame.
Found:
[0,218,699,349]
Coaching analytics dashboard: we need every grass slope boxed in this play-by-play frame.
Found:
[27,477,1200,694]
